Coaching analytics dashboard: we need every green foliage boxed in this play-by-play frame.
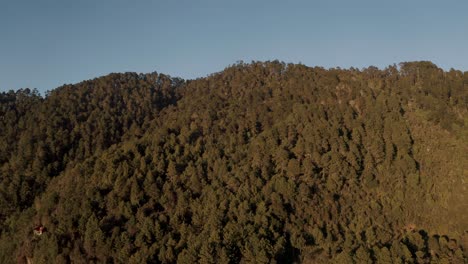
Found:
[0,61,466,263]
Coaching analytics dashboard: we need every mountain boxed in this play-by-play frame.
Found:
[0,61,466,263]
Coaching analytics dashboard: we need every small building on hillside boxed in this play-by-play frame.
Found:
[33,225,45,236]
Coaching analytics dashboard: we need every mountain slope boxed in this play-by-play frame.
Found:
[0,61,467,263]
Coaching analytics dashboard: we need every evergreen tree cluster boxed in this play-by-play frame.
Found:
[0,61,466,263]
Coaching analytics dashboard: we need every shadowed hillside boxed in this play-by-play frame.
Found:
[0,61,466,263]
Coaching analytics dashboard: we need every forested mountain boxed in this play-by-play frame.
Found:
[0,61,466,263]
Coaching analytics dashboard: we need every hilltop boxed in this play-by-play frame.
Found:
[0,61,467,263]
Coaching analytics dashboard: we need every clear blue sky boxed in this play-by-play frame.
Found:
[1,0,467,93]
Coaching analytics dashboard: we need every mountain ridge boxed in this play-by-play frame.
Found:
[0,61,467,263]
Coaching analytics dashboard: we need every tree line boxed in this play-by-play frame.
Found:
[0,61,466,263]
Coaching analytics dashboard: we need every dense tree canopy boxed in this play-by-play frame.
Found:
[0,61,467,263]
